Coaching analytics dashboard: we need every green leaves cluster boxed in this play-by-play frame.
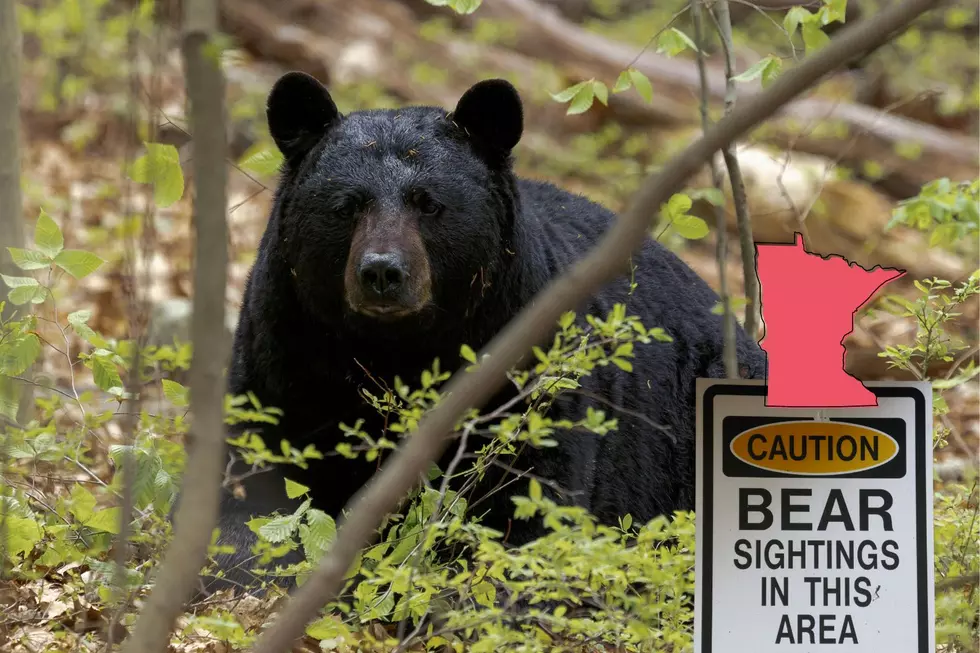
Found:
[887,178,980,248]
[660,192,710,240]
[128,142,185,208]
[733,55,783,88]
[550,69,655,116]
[784,0,847,53]
[4,210,106,305]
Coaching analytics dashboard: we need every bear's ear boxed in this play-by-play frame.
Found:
[451,79,523,158]
[266,72,341,162]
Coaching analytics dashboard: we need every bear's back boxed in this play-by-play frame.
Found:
[516,177,728,317]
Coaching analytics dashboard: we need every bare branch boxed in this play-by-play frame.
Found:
[708,0,761,341]
[691,0,738,379]
[246,0,942,650]
[107,19,159,648]
[936,574,979,593]
[119,0,229,651]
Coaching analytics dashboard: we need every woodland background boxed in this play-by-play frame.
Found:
[0,0,977,651]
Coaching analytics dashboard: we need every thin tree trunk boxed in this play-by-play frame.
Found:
[691,0,738,379]
[0,0,24,578]
[710,0,761,342]
[0,1,23,306]
[119,0,229,650]
[248,0,941,649]
[0,0,32,430]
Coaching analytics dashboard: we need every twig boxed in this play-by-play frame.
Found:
[691,0,738,378]
[246,1,942,649]
[107,14,159,650]
[936,574,979,593]
[707,0,760,341]
[394,427,474,649]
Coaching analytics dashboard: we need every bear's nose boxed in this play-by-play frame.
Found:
[358,252,408,298]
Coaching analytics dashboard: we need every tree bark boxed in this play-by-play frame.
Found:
[247,0,942,650]
[0,0,24,308]
[119,0,229,651]
[691,0,737,378]
[0,0,33,431]
[710,0,761,341]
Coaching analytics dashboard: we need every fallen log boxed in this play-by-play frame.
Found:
[462,0,978,196]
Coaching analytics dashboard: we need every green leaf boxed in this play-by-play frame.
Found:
[591,80,609,106]
[305,616,351,641]
[657,28,698,56]
[449,0,482,15]
[760,57,783,88]
[238,143,284,178]
[550,81,588,103]
[784,6,813,35]
[0,334,40,376]
[528,478,542,502]
[68,485,97,523]
[1,274,39,288]
[612,70,632,93]
[258,514,300,543]
[5,516,42,559]
[285,478,310,499]
[425,0,482,13]
[34,209,64,258]
[128,143,184,208]
[690,187,726,207]
[90,356,123,391]
[162,379,189,407]
[7,248,52,271]
[822,0,847,24]
[628,69,653,103]
[672,214,710,239]
[3,276,48,306]
[68,310,105,347]
[611,357,633,372]
[0,376,20,421]
[85,508,122,534]
[801,23,831,51]
[566,84,596,115]
[460,344,477,364]
[665,193,693,217]
[472,580,496,608]
[300,508,336,561]
[54,249,105,279]
[733,55,777,84]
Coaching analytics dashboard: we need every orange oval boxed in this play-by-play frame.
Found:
[729,421,898,475]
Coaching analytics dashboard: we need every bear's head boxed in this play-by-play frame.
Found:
[265,72,524,334]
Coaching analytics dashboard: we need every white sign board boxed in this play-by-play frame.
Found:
[695,380,934,653]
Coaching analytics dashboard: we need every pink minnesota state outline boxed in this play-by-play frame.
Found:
[755,233,905,408]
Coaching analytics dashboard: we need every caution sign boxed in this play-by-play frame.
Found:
[694,380,934,653]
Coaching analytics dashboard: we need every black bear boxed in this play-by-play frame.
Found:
[203,71,766,593]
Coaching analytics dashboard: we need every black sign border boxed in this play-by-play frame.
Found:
[699,384,930,653]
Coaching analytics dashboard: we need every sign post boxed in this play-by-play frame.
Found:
[694,379,934,652]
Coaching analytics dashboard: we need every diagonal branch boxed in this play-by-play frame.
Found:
[248,0,944,650]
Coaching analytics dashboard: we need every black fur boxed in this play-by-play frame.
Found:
[196,74,766,594]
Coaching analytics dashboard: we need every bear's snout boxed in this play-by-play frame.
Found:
[357,251,408,299]
[344,211,432,320]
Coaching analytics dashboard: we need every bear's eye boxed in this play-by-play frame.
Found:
[411,190,443,217]
[333,196,360,220]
